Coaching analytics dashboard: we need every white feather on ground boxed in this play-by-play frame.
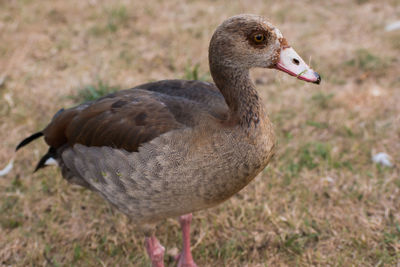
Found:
[385,21,400,32]
[372,152,393,167]
[0,159,14,176]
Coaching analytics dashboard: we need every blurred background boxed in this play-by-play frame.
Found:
[0,0,399,266]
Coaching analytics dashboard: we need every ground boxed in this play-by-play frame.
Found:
[1,0,400,266]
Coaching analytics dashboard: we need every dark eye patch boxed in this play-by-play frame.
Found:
[247,29,269,48]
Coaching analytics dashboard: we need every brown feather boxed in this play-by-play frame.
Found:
[44,90,181,152]
[42,82,228,153]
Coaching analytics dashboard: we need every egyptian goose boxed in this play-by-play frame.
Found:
[16,14,320,267]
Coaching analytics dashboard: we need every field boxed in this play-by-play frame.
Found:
[1,0,400,266]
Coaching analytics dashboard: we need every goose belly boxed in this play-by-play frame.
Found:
[60,128,275,225]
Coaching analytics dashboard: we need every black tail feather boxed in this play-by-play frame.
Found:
[16,132,44,151]
[34,147,56,172]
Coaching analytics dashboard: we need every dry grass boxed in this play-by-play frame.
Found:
[1,0,400,266]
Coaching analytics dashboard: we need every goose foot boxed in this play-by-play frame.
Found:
[145,235,165,267]
[176,213,197,267]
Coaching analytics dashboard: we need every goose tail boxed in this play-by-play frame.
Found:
[15,132,44,151]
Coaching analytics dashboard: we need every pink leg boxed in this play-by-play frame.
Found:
[145,235,165,267]
[176,213,197,267]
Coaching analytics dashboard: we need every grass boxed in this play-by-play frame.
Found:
[310,92,334,109]
[71,81,119,103]
[183,62,211,81]
[107,6,129,33]
[1,0,400,266]
[345,49,387,72]
[89,5,130,36]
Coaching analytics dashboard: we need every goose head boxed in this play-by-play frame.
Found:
[209,14,321,84]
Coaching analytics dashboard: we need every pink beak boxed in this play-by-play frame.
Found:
[274,46,321,84]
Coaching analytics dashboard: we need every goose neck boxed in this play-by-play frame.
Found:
[210,64,264,128]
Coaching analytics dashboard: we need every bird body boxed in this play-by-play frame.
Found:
[42,78,276,225]
[15,14,320,266]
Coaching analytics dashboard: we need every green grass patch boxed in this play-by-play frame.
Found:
[71,81,119,103]
[345,49,389,73]
[73,244,83,262]
[310,92,334,109]
[89,6,129,36]
[298,142,331,170]
[6,177,23,192]
[306,120,329,129]
[107,6,128,33]
[183,63,210,81]
[0,196,23,229]
[1,196,19,212]
[281,142,333,184]
[279,232,319,255]
[0,217,22,229]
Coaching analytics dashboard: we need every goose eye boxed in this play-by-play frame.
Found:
[253,34,265,43]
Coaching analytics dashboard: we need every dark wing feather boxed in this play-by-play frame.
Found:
[43,80,228,153]
[23,79,229,173]
[134,80,228,120]
[43,89,184,152]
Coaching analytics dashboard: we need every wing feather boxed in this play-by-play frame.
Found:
[43,89,184,152]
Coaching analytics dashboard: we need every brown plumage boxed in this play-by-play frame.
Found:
[16,14,320,267]
[44,89,185,152]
